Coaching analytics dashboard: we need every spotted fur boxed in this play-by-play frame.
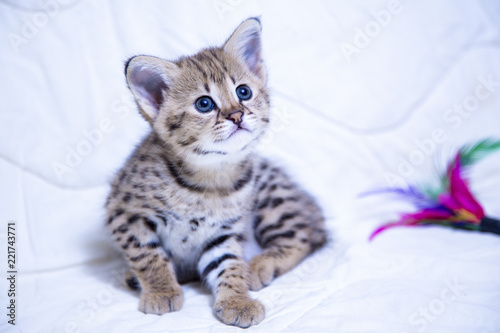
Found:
[105,18,327,328]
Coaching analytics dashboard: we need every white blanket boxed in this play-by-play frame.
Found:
[1,0,500,332]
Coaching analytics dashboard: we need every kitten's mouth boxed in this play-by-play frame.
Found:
[213,125,252,144]
[228,127,250,139]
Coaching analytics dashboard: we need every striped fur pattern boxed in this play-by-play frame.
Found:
[105,18,327,328]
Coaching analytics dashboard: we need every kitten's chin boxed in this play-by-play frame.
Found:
[188,150,252,168]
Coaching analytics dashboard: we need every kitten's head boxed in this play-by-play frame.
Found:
[125,18,270,165]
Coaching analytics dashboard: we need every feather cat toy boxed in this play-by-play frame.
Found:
[369,139,500,241]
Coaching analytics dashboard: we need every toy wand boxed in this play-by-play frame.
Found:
[369,139,500,241]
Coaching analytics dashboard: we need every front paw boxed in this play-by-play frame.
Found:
[139,288,183,315]
[214,296,265,328]
[249,256,276,291]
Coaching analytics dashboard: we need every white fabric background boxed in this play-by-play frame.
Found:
[0,0,499,332]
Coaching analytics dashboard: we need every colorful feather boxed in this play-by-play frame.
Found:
[369,138,500,241]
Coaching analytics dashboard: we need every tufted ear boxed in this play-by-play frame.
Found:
[125,56,176,124]
[224,17,265,81]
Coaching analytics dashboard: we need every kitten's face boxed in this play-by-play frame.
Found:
[156,48,270,158]
[126,18,269,164]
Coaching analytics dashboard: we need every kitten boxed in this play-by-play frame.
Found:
[105,18,327,328]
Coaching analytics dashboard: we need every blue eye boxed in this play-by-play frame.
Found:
[236,85,252,100]
[195,96,215,113]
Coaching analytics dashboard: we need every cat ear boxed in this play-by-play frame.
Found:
[224,17,265,81]
[125,56,176,123]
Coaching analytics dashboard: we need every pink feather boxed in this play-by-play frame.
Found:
[369,209,453,240]
[448,155,485,219]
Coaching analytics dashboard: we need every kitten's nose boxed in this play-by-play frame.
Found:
[226,111,243,125]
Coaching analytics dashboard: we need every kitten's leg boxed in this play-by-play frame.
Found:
[125,270,140,290]
[198,233,265,328]
[249,164,327,290]
[107,211,183,314]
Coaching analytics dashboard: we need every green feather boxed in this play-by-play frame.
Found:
[459,138,500,167]
[422,138,500,200]
[422,176,448,201]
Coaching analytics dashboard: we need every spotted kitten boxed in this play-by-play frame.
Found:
[105,18,327,328]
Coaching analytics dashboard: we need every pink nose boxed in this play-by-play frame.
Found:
[226,111,243,125]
